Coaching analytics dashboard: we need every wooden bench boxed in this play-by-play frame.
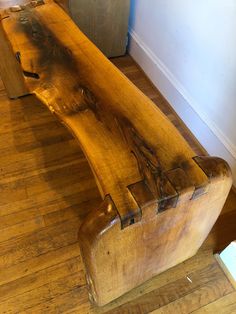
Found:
[0,0,232,306]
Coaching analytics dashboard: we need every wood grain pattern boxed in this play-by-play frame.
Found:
[0,21,28,98]
[0,1,234,308]
[0,0,212,224]
[106,261,234,314]
[192,291,236,313]
[0,51,235,312]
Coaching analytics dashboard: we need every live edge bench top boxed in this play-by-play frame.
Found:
[0,0,233,306]
[0,0,211,227]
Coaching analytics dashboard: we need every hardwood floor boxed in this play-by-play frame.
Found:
[0,55,235,313]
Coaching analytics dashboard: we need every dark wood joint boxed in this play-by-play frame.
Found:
[193,156,232,181]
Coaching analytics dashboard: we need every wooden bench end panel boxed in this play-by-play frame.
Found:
[79,157,232,306]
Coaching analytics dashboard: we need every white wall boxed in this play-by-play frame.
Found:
[129,0,236,186]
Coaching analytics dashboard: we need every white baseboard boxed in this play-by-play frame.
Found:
[215,242,236,289]
[128,29,236,186]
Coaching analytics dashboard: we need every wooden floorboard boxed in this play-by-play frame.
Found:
[0,55,235,313]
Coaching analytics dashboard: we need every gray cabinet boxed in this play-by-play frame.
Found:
[68,0,130,57]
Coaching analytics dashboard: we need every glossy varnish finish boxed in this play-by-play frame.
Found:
[0,53,235,314]
[2,0,235,313]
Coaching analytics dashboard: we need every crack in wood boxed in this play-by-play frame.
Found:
[15,51,40,79]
